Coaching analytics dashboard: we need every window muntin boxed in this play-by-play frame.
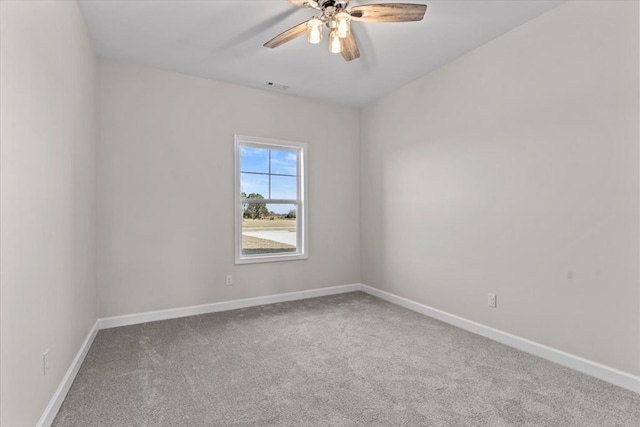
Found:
[234,135,307,264]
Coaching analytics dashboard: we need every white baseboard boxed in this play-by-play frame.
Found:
[98,283,362,329]
[359,283,640,394]
[36,320,99,427]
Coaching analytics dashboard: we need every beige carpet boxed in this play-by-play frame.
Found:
[53,292,640,426]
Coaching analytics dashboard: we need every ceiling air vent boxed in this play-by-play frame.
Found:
[265,81,289,91]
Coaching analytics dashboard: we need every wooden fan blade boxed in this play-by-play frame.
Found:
[264,20,309,48]
[223,7,301,49]
[350,3,427,22]
[288,0,319,8]
[341,33,360,61]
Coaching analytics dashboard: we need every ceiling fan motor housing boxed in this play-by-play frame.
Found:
[320,0,348,12]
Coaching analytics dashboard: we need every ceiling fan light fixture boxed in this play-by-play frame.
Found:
[329,29,342,53]
[264,1,428,62]
[335,11,351,38]
[307,17,323,44]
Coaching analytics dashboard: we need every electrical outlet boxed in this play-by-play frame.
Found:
[226,275,233,286]
[488,293,497,308]
[43,349,50,376]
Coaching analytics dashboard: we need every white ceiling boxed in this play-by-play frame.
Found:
[79,0,564,107]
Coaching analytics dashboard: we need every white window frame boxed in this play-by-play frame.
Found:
[234,135,308,264]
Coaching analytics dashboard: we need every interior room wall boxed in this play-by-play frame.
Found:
[0,1,98,426]
[97,61,361,317]
[360,0,639,375]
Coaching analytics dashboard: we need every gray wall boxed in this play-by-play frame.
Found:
[97,61,361,317]
[0,2,98,425]
[360,0,639,375]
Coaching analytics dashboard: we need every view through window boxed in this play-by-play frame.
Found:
[235,135,307,264]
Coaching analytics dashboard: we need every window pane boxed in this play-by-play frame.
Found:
[241,173,268,198]
[271,175,297,199]
[266,204,296,218]
[240,147,269,173]
[270,149,297,176]
[241,203,297,255]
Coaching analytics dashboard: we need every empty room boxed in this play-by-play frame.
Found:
[1,0,639,425]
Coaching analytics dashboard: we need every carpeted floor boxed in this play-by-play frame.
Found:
[53,292,640,426]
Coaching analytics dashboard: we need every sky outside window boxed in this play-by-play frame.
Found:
[240,146,298,211]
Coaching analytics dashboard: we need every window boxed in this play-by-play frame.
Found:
[234,135,308,264]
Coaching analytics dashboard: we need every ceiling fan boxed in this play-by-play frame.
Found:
[264,1,427,62]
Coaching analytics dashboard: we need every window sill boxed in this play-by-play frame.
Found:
[235,252,308,265]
